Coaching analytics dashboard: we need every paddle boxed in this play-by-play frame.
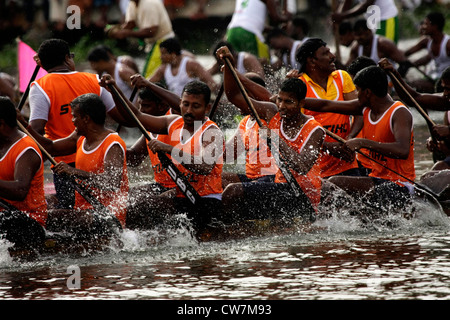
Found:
[221,55,305,199]
[107,82,201,206]
[208,83,224,120]
[324,127,444,211]
[18,64,40,111]
[386,70,436,129]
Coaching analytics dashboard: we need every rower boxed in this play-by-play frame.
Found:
[379,59,450,198]
[29,38,131,210]
[0,97,46,249]
[304,66,415,214]
[103,76,225,232]
[23,93,129,233]
[404,12,450,93]
[289,38,361,180]
[124,85,178,229]
[217,46,325,222]
[148,37,219,97]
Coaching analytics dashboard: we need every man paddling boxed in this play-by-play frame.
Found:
[23,93,129,233]
[304,66,415,214]
[217,46,325,222]
[125,85,178,229]
[288,38,361,180]
[0,97,46,249]
[103,76,225,232]
[29,38,129,210]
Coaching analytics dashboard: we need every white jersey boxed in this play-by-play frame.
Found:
[164,56,195,97]
[114,61,136,102]
[283,40,304,70]
[227,0,267,42]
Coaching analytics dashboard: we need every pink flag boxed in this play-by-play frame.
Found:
[18,40,47,92]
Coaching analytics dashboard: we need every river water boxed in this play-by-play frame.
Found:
[1,51,450,306]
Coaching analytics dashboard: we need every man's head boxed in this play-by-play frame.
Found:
[159,38,182,64]
[353,66,388,102]
[87,45,113,74]
[347,56,377,78]
[285,16,310,40]
[0,96,17,129]
[296,38,335,74]
[212,41,236,63]
[339,21,354,47]
[276,78,307,118]
[138,85,170,116]
[70,94,106,134]
[180,81,211,125]
[421,12,445,34]
[266,28,290,50]
[353,19,374,46]
[37,39,74,71]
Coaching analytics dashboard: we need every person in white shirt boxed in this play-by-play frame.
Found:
[149,38,219,97]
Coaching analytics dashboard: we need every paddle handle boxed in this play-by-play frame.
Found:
[107,82,201,205]
[222,56,265,129]
[17,121,57,166]
[324,127,440,198]
[222,55,305,198]
[208,83,224,120]
[18,64,40,111]
[108,84,153,142]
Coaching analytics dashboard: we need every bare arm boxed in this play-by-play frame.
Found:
[53,143,125,191]
[217,46,278,122]
[346,107,413,159]
[126,135,149,167]
[101,75,178,134]
[304,97,364,115]
[379,58,450,111]
[0,149,41,201]
[148,126,224,175]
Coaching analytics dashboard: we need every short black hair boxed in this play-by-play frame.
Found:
[0,96,17,127]
[71,93,106,125]
[353,66,388,97]
[339,21,353,35]
[427,12,445,32]
[87,45,113,62]
[266,28,288,43]
[296,38,327,72]
[182,80,211,105]
[37,39,71,71]
[347,56,376,77]
[138,82,167,103]
[291,16,310,36]
[280,78,307,101]
[160,38,182,55]
[353,19,370,33]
